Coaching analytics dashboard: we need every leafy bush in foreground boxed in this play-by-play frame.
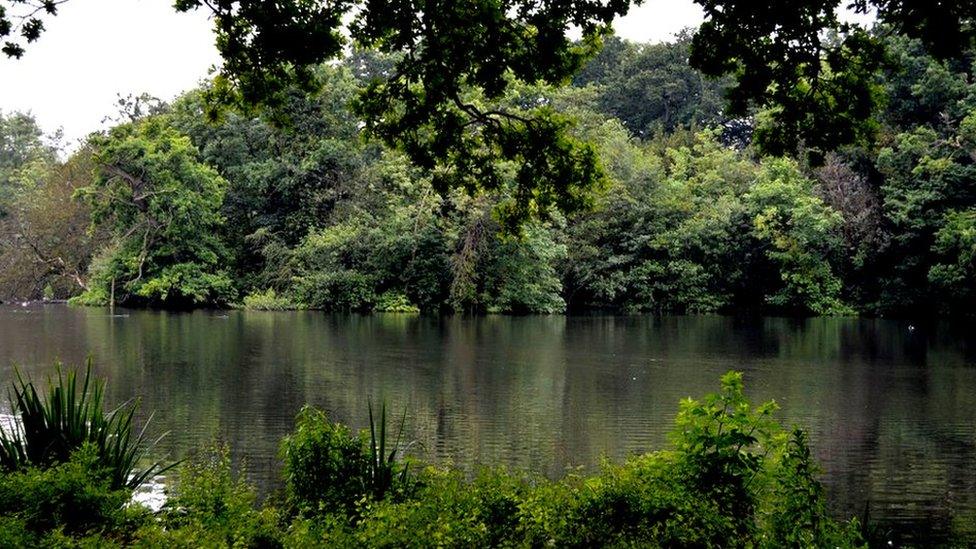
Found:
[766,429,852,546]
[281,406,365,515]
[141,445,281,548]
[0,444,149,547]
[0,369,868,547]
[280,402,414,518]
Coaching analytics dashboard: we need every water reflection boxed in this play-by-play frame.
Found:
[0,305,973,540]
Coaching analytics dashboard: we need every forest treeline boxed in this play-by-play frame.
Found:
[1,33,974,316]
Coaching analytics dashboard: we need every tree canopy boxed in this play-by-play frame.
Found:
[3,4,976,314]
[72,117,233,307]
[6,0,976,218]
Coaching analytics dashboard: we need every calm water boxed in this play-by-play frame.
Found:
[0,304,974,541]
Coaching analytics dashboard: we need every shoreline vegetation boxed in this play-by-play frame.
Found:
[0,363,896,548]
[2,33,976,319]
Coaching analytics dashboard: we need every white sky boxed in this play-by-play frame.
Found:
[0,0,867,145]
[0,0,221,146]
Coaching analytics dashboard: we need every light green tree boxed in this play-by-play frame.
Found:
[746,158,850,315]
[73,118,233,308]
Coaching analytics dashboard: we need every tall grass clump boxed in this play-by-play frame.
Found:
[0,360,171,490]
[365,400,411,500]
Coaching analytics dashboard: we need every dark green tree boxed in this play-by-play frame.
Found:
[8,0,976,202]
[164,0,637,229]
[168,67,375,291]
[573,33,730,138]
[872,120,976,314]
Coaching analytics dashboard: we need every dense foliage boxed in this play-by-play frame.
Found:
[8,1,976,210]
[0,365,883,547]
[1,29,975,315]
[71,118,233,308]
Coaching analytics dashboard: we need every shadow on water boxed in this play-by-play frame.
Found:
[0,304,974,542]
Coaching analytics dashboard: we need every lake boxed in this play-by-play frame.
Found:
[0,304,974,541]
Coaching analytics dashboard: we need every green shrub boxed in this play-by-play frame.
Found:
[515,472,580,546]
[292,468,525,548]
[467,469,527,546]
[0,516,33,548]
[242,288,297,311]
[292,270,376,311]
[669,370,781,542]
[665,372,865,547]
[284,513,355,548]
[373,292,419,313]
[0,361,171,490]
[280,407,365,515]
[517,454,731,547]
[349,469,497,548]
[147,444,281,548]
[0,445,144,542]
[280,403,414,517]
[68,287,110,307]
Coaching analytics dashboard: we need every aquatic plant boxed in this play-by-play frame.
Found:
[365,400,412,500]
[0,360,172,490]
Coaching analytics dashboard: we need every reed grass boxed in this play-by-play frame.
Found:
[365,400,410,499]
[0,359,173,490]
